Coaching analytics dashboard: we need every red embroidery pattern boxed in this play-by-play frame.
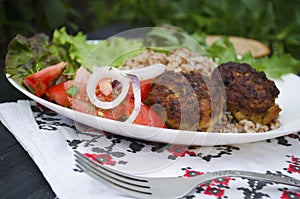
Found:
[280,190,300,199]
[211,177,231,186]
[167,145,196,157]
[288,133,299,139]
[84,153,116,165]
[182,167,231,198]
[199,177,231,198]
[286,155,300,174]
[203,186,225,197]
[183,169,204,177]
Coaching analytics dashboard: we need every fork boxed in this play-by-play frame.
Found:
[74,150,300,199]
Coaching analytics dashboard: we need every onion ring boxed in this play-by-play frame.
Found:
[86,66,130,109]
[122,63,166,80]
[125,74,141,123]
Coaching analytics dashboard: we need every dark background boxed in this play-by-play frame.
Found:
[1,0,300,62]
[1,0,300,198]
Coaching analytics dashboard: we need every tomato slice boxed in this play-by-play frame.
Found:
[127,78,153,102]
[140,79,153,102]
[46,80,73,107]
[102,98,166,128]
[133,102,166,128]
[23,62,68,97]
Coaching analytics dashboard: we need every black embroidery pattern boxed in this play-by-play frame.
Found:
[196,145,240,162]
[237,170,300,199]
[77,130,105,147]
[237,178,271,199]
[70,132,240,165]
[150,144,240,161]
[98,132,147,153]
[266,132,300,146]
[67,139,83,150]
[32,105,76,131]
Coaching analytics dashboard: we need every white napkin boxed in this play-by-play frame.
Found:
[0,100,132,199]
[1,100,300,199]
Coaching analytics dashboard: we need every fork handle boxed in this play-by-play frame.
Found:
[203,170,300,187]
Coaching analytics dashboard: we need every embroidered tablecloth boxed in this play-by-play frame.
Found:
[1,100,300,199]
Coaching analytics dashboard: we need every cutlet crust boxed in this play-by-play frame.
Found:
[214,62,281,125]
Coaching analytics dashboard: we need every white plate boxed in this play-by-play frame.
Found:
[7,73,300,146]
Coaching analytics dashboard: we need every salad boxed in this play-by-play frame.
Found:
[21,61,167,128]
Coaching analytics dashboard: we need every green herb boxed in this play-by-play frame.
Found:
[121,114,127,121]
[66,85,80,97]
[113,89,120,98]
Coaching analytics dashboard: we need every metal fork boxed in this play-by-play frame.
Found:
[74,150,300,199]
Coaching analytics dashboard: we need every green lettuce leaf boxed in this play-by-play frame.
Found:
[5,33,68,84]
[204,36,237,63]
[250,54,300,79]
[52,27,95,68]
[5,27,97,84]
[82,37,144,71]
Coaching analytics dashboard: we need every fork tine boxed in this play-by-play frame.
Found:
[74,151,153,197]
[74,151,149,184]
[75,160,153,198]
[74,157,151,190]
[75,159,153,197]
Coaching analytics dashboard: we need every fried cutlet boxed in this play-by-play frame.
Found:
[146,71,225,131]
[214,62,281,125]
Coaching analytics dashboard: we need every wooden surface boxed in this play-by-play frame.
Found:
[0,66,56,199]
